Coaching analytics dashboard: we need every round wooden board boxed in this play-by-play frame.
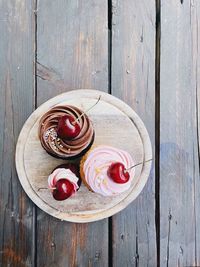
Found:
[15,89,152,223]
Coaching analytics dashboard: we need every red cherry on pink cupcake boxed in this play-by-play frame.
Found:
[53,178,75,201]
[107,162,130,184]
[57,115,81,140]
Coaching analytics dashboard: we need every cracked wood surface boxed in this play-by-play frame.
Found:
[36,1,109,267]
[1,0,200,266]
[160,0,200,266]
[0,0,35,266]
[111,1,157,266]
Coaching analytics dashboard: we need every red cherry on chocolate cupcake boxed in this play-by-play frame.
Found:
[57,115,81,140]
[53,178,75,201]
[107,162,130,184]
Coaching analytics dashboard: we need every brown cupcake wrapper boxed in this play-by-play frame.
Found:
[79,149,95,193]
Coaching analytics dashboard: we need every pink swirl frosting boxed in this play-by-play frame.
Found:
[48,168,79,191]
[83,146,135,196]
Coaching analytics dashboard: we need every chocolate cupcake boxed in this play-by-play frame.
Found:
[38,105,94,159]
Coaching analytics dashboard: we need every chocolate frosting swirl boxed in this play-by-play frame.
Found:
[38,105,94,159]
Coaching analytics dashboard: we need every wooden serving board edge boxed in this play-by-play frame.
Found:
[15,89,152,223]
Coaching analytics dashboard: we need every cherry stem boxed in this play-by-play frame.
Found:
[38,187,56,191]
[72,95,101,124]
[125,158,153,172]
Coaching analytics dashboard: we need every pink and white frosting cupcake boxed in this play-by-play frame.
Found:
[48,165,79,192]
[80,146,135,196]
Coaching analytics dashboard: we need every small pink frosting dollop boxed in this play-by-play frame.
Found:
[83,146,135,196]
[48,168,79,191]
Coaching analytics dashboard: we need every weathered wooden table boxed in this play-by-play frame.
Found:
[1,0,200,266]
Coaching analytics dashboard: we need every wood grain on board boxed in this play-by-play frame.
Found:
[160,0,200,266]
[36,1,108,266]
[111,0,157,266]
[0,0,35,266]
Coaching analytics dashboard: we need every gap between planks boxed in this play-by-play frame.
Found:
[108,0,113,266]
[33,0,38,266]
[155,0,161,266]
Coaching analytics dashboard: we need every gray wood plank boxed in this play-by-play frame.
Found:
[111,0,157,266]
[36,1,108,266]
[0,0,35,266]
[160,0,200,266]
